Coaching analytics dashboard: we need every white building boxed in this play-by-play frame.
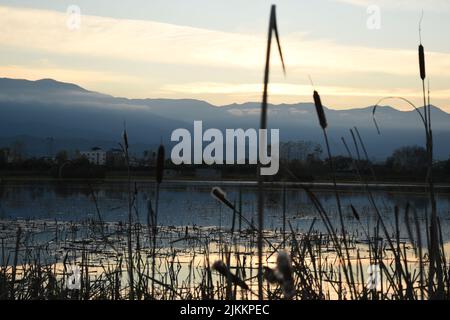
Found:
[80,147,106,165]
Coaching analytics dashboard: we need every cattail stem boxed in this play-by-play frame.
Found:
[10,227,21,298]
[313,89,356,299]
[151,144,165,297]
[419,43,443,298]
[211,187,275,247]
[418,37,443,298]
[282,184,286,248]
[257,7,274,299]
[257,4,285,300]
[122,128,134,300]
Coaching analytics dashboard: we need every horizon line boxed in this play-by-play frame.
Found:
[1,76,446,114]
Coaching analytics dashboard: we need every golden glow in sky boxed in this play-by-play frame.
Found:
[0,2,449,111]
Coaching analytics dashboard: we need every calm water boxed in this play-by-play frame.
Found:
[1,180,450,239]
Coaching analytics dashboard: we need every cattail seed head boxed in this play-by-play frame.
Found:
[211,187,235,210]
[277,251,295,299]
[313,90,327,130]
[156,144,165,184]
[419,44,426,80]
[263,266,281,284]
[350,205,360,221]
[277,252,293,280]
[211,186,226,202]
[122,130,129,150]
[212,260,227,275]
[212,260,249,290]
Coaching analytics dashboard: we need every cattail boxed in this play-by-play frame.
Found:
[404,202,415,247]
[151,145,164,298]
[313,90,327,130]
[122,129,129,150]
[212,260,249,290]
[211,187,235,211]
[350,205,360,221]
[211,186,258,233]
[263,266,282,284]
[257,4,286,301]
[147,199,155,228]
[418,44,426,80]
[156,144,165,184]
[276,252,295,299]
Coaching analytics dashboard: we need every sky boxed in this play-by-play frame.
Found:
[0,0,449,110]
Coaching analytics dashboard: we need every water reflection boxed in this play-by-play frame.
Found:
[0,180,449,240]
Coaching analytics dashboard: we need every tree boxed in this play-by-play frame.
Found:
[444,157,450,175]
[280,140,322,162]
[10,139,24,162]
[326,156,353,172]
[386,145,427,172]
[0,148,9,167]
[55,150,68,164]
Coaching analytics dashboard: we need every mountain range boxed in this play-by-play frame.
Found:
[0,77,449,161]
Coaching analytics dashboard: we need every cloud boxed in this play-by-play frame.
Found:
[0,65,140,85]
[226,108,261,116]
[162,81,450,99]
[0,5,449,109]
[1,5,450,77]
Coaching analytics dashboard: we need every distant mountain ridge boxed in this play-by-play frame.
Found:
[0,78,449,160]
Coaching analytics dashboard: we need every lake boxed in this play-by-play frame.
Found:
[1,179,450,240]
[2,179,450,300]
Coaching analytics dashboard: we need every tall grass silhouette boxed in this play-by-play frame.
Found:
[257,4,286,300]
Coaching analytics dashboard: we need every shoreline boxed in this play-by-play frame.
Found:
[1,176,450,193]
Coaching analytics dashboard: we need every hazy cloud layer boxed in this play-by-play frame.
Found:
[0,4,449,109]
